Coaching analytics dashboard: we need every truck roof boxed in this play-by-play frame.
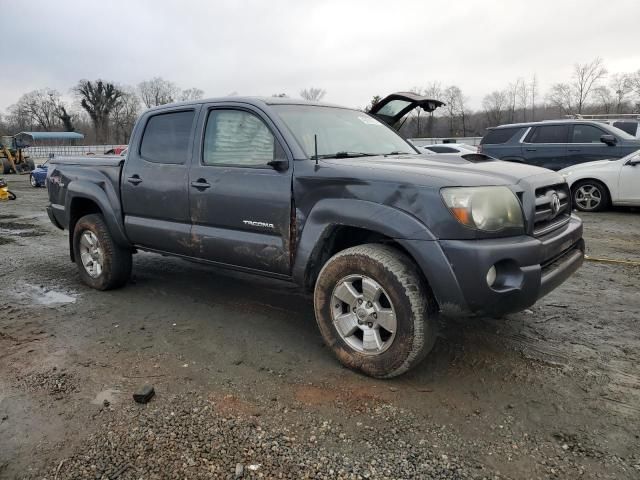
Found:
[146,96,347,113]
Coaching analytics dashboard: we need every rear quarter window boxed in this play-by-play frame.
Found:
[612,121,639,136]
[480,127,521,145]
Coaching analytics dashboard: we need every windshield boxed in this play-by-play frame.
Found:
[272,105,417,158]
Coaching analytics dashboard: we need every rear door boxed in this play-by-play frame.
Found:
[369,92,444,129]
[121,107,199,255]
[567,123,619,165]
[521,124,569,170]
[188,103,293,275]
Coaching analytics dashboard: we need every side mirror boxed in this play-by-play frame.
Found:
[267,159,289,171]
[36,164,43,169]
[600,134,617,146]
[627,158,640,166]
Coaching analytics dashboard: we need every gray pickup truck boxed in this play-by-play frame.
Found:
[45,92,584,378]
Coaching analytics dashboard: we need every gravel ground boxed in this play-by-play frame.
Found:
[1,175,639,479]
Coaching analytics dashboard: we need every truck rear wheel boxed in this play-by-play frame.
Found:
[72,214,132,290]
[314,244,437,378]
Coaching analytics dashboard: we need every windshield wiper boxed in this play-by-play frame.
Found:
[318,151,379,159]
[384,151,411,156]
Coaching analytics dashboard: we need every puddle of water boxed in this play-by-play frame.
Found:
[92,388,121,405]
[16,283,77,306]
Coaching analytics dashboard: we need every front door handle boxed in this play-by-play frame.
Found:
[525,148,537,152]
[190,179,211,190]
[568,148,581,152]
[127,175,142,185]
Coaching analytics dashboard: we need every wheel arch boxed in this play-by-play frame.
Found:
[570,177,612,206]
[292,199,437,298]
[66,184,130,261]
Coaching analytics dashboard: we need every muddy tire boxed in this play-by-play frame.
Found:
[314,244,437,378]
[572,179,609,212]
[1,158,11,174]
[29,174,39,187]
[72,214,132,290]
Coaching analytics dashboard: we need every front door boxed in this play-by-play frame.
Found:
[618,152,640,203]
[121,108,199,255]
[521,124,569,170]
[567,124,618,165]
[188,105,293,275]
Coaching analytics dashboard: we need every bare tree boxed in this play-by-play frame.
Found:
[442,85,465,136]
[572,57,607,113]
[179,88,204,102]
[111,88,140,143]
[530,74,538,120]
[12,89,60,130]
[546,83,575,114]
[138,77,179,108]
[505,80,521,123]
[594,86,614,114]
[516,78,529,122]
[300,87,326,102]
[609,73,632,113]
[75,79,123,144]
[482,90,507,126]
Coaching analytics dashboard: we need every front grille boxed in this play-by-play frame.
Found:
[533,183,571,236]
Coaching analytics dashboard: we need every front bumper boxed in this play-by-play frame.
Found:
[403,215,584,316]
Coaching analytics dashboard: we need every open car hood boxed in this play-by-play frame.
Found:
[369,92,445,128]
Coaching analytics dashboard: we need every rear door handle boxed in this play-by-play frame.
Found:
[190,179,211,190]
[568,149,581,152]
[127,175,142,185]
[525,148,537,152]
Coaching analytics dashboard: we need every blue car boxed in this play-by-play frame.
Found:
[30,161,48,187]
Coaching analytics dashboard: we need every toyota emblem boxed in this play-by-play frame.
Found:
[550,192,561,217]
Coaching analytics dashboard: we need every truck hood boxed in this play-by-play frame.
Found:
[323,154,561,188]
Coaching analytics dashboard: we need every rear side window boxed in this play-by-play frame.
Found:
[525,125,569,144]
[571,124,605,143]
[426,146,458,153]
[480,127,521,145]
[203,109,275,167]
[140,110,195,164]
[612,121,638,136]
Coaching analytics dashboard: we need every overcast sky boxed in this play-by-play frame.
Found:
[2,0,639,113]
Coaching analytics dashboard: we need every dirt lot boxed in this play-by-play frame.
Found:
[1,174,639,479]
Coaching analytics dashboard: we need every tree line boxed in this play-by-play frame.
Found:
[2,58,639,143]
[0,77,204,144]
[370,58,640,139]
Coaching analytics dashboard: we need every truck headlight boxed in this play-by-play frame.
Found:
[441,186,524,232]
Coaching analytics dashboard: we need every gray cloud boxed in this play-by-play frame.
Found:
[2,0,639,112]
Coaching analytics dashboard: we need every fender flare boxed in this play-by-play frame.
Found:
[65,181,130,248]
[292,198,436,288]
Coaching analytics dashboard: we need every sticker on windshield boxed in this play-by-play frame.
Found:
[358,115,381,125]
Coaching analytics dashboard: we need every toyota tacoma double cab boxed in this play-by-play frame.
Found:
[45,92,584,378]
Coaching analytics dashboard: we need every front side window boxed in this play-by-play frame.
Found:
[140,110,195,164]
[571,124,606,143]
[526,125,569,144]
[272,105,416,157]
[203,110,275,166]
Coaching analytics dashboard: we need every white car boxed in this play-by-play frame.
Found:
[421,143,477,155]
[559,150,640,211]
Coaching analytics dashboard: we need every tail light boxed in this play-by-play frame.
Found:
[477,144,483,153]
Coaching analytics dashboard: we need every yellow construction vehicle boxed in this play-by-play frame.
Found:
[1,135,34,174]
[0,178,16,200]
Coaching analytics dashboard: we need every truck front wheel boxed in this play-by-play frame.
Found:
[72,214,132,290]
[314,244,438,378]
